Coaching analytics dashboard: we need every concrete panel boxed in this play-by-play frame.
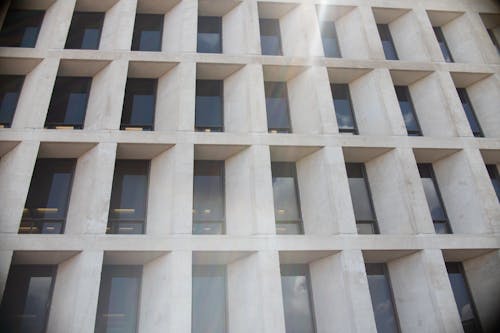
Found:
[36,0,76,49]
[163,0,197,53]
[259,251,286,333]
[100,0,137,50]
[466,75,500,138]
[390,10,430,61]
[224,66,251,133]
[443,13,485,64]
[336,8,371,59]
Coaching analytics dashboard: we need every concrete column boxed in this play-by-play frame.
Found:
[163,0,197,53]
[310,250,377,333]
[463,250,500,333]
[100,0,137,51]
[0,141,39,233]
[85,60,128,130]
[336,7,371,60]
[47,251,104,333]
[365,149,415,234]
[247,64,268,133]
[280,5,315,57]
[312,67,337,134]
[376,69,407,136]
[390,10,430,61]
[243,0,261,55]
[443,13,486,64]
[468,13,500,64]
[0,250,13,300]
[12,58,59,129]
[414,8,446,62]
[139,251,191,333]
[358,5,385,60]
[36,0,76,49]
[66,143,117,235]
[223,3,248,55]
[224,66,251,133]
[388,250,463,332]
[466,75,500,137]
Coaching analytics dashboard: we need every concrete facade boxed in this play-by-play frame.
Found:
[0,0,499,332]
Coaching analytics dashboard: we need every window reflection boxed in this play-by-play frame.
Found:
[331,84,357,134]
[107,160,149,234]
[65,12,104,49]
[95,266,141,333]
[195,80,223,132]
[280,265,315,333]
[121,78,157,131]
[346,163,378,234]
[197,17,222,53]
[193,161,225,234]
[377,24,398,60]
[272,162,303,234]
[366,263,400,333]
[265,82,291,133]
[319,21,341,58]
[0,75,24,128]
[0,265,56,333]
[192,265,227,333]
[394,86,421,136]
[433,27,454,62]
[131,14,163,51]
[260,19,282,56]
[456,88,483,137]
[0,9,45,48]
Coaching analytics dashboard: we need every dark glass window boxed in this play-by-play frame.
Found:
[107,160,149,234]
[346,163,378,234]
[0,265,56,333]
[280,265,316,333]
[131,14,163,51]
[193,161,225,234]
[433,27,454,62]
[197,16,222,53]
[95,266,142,333]
[395,86,421,136]
[192,265,227,333]
[446,263,482,333]
[121,78,156,131]
[366,263,400,333]
[331,84,357,134]
[195,80,223,132]
[0,9,45,47]
[260,19,282,56]
[65,12,104,49]
[20,159,76,234]
[418,164,451,234]
[486,164,500,202]
[265,81,291,133]
[272,162,303,234]
[487,29,499,54]
[0,75,24,128]
[319,20,341,58]
[456,88,483,137]
[377,24,398,60]
[45,77,92,129]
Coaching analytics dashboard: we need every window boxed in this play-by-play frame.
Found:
[377,24,398,60]
[0,265,56,333]
[319,20,341,58]
[418,164,451,234]
[20,159,76,234]
[265,82,291,133]
[446,263,482,333]
[259,19,282,56]
[95,266,142,333]
[195,80,223,132]
[65,12,104,49]
[486,29,499,54]
[272,162,303,234]
[280,265,316,333]
[331,84,357,134]
[394,86,421,136]
[456,88,483,137]
[366,263,400,333]
[131,14,163,51]
[107,160,149,234]
[346,163,378,234]
[486,164,500,202]
[433,27,454,62]
[192,265,227,333]
[0,9,45,47]
[193,161,225,234]
[197,16,222,53]
[45,77,92,129]
[121,79,156,131]
[0,75,24,128]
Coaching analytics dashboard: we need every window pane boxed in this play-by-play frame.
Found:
[131,14,163,51]
[331,84,356,133]
[395,86,421,135]
[280,265,315,333]
[0,10,45,48]
[95,266,141,333]
[486,165,500,201]
[377,24,398,60]
[433,27,454,62]
[197,17,222,53]
[456,88,483,137]
[46,77,91,129]
[0,265,55,333]
[418,164,450,234]
[265,82,291,132]
[192,265,226,333]
[121,78,156,130]
[260,19,282,55]
[0,75,24,127]
[366,263,399,333]
[272,162,302,234]
[65,12,104,49]
[195,80,223,131]
[193,161,225,234]
[320,21,341,57]
[346,163,376,224]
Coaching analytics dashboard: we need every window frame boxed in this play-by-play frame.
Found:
[319,20,341,58]
[456,88,484,138]
[394,85,422,136]
[331,83,358,134]
[131,13,164,52]
[195,79,224,132]
[197,16,222,54]
[259,18,283,56]
[0,9,45,48]
[64,11,105,50]
[0,75,25,128]
[377,23,399,60]
[433,26,454,63]
[265,81,292,133]
[121,78,157,131]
